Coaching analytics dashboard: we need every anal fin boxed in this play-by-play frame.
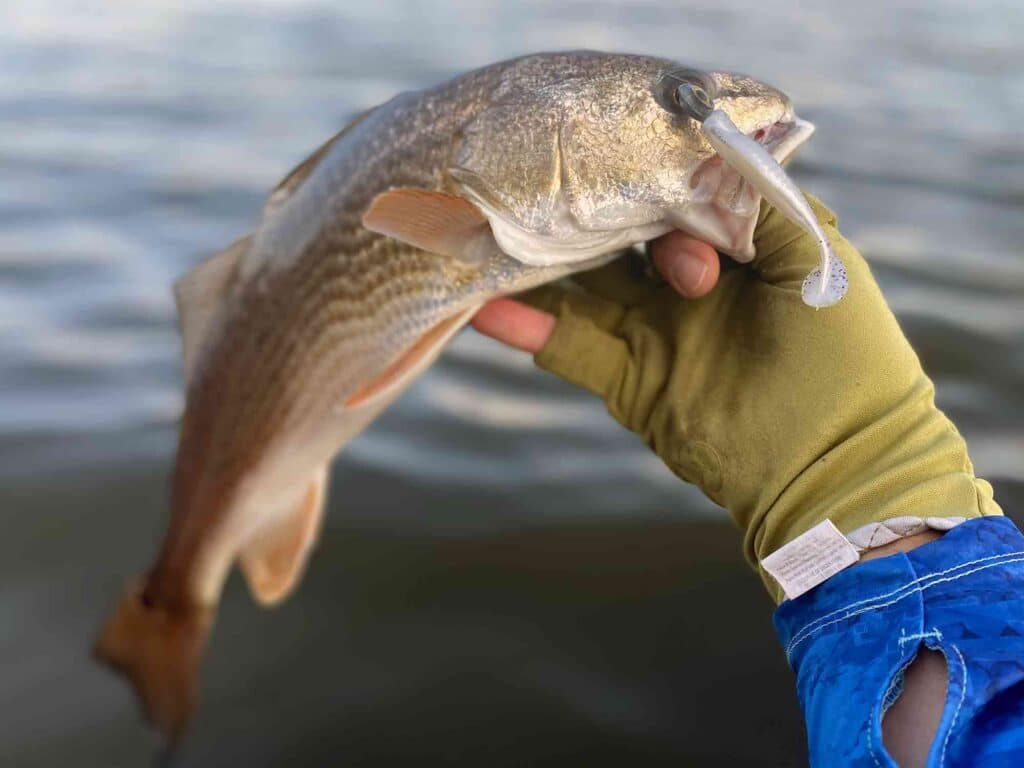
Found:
[239,466,328,606]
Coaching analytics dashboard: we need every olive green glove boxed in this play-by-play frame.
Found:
[525,196,1002,601]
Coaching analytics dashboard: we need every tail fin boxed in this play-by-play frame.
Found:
[93,580,214,741]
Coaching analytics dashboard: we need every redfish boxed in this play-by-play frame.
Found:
[95,51,823,738]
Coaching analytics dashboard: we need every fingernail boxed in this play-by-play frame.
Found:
[672,254,709,296]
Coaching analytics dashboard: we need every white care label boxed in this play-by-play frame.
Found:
[760,520,860,600]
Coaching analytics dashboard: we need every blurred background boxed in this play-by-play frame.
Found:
[1,1,1022,765]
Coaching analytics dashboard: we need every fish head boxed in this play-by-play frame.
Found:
[447,52,814,266]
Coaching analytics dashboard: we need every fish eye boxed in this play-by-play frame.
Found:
[673,82,713,121]
[659,68,717,122]
[680,83,711,109]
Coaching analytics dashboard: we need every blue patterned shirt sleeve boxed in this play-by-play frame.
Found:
[773,516,1024,767]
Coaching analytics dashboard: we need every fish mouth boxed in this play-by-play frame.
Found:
[758,114,816,165]
[673,115,815,261]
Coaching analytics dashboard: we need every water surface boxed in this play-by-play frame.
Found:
[1,1,1021,765]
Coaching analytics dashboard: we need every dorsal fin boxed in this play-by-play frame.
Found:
[239,466,328,606]
[263,107,376,217]
[361,188,492,263]
[173,235,249,384]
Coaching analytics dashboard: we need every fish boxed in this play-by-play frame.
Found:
[94,51,821,739]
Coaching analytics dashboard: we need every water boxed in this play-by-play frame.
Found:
[1,1,1022,765]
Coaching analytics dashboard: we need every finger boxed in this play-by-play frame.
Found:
[473,295,638,405]
[474,289,641,407]
[519,283,624,332]
[532,305,635,403]
[471,298,556,353]
[649,233,721,298]
[572,255,659,307]
[516,284,572,316]
[501,283,670,429]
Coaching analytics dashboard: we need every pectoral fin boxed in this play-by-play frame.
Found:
[361,188,492,263]
[239,467,328,606]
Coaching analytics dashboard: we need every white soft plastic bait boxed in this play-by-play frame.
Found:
[700,109,848,308]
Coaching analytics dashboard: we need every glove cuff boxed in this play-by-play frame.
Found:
[750,379,1003,602]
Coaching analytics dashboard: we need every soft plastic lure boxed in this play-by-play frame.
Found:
[675,80,848,308]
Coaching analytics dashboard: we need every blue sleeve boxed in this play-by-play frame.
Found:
[773,516,1024,767]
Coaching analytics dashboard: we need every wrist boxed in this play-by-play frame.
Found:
[761,516,989,604]
[748,384,1003,600]
[857,529,944,563]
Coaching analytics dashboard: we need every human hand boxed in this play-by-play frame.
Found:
[473,196,1001,599]
[473,230,721,353]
